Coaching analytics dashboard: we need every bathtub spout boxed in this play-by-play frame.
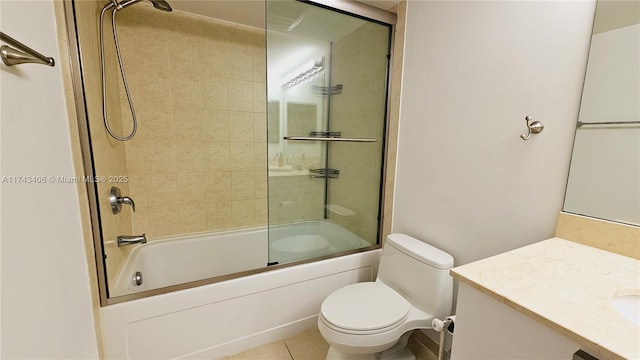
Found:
[117,234,147,247]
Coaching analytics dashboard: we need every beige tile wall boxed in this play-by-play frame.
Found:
[114,6,268,239]
[327,22,391,245]
[382,1,406,244]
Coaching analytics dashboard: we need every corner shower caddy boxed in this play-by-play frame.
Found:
[312,84,343,95]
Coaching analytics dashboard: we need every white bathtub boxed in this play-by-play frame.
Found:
[102,221,379,359]
[269,221,373,263]
[111,221,371,296]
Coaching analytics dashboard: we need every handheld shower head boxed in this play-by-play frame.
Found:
[99,0,172,141]
[115,0,172,12]
[149,0,172,12]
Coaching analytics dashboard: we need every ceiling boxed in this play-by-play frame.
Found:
[592,0,640,34]
[358,0,399,11]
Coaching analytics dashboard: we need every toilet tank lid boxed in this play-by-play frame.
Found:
[386,234,454,269]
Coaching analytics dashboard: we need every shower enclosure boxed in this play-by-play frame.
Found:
[266,0,391,265]
[67,0,394,303]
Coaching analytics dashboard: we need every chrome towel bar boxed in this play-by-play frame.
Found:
[577,120,640,128]
[284,136,377,142]
[0,31,55,67]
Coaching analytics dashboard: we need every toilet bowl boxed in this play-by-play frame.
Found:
[317,234,454,360]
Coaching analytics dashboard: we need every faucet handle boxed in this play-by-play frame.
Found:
[109,186,136,214]
[120,196,135,212]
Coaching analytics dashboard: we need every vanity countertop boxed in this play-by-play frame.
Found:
[268,167,309,177]
[450,237,639,360]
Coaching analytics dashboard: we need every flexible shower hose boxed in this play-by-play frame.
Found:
[99,3,138,141]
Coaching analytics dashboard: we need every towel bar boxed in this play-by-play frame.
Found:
[0,31,55,67]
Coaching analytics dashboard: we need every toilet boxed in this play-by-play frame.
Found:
[317,233,454,360]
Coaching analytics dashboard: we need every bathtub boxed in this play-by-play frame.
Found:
[102,221,379,359]
[111,220,372,296]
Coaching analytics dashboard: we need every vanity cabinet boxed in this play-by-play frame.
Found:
[449,238,638,360]
[451,283,585,360]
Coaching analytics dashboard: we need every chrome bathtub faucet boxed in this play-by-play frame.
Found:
[117,234,147,247]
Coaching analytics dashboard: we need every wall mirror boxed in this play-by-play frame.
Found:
[286,102,318,139]
[563,0,640,226]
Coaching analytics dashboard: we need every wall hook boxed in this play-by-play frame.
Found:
[520,115,544,140]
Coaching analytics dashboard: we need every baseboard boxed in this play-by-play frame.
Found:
[408,329,440,360]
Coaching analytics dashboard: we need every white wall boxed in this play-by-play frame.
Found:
[393,0,596,266]
[0,1,99,358]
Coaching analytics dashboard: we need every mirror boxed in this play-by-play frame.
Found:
[564,0,640,225]
[286,102,317,137]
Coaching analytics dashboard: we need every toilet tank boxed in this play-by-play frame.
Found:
[377,234,454,318]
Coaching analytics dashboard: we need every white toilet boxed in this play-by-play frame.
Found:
[317,233,454,360]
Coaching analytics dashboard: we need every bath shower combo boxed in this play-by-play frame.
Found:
[66,0,398,356]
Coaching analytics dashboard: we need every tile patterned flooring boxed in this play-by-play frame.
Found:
[220,328,438,360]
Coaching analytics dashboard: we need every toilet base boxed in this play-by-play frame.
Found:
[325,331,416,360]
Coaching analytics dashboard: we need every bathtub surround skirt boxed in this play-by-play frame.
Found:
[101,250,381,359]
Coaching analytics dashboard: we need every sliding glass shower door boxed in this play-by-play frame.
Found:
[266,0,392,265]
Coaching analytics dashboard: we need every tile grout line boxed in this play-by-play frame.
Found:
[283,339,295,360]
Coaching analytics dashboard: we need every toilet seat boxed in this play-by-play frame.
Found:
[320,282,410,334]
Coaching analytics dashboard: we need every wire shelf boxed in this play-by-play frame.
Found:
[312,84,343,95]
[309,168,340,179]
[309,131,342,138]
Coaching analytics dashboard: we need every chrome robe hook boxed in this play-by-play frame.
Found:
[520,115,544,140]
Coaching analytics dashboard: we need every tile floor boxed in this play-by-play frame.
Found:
[220,328,438,360]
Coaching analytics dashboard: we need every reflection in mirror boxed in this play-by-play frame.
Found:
[268,101,280,144]
[564,0,640,225]
[287,102,317,137]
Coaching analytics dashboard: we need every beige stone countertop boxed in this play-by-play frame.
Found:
[268,167,310,177]
[451,237,640,360]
